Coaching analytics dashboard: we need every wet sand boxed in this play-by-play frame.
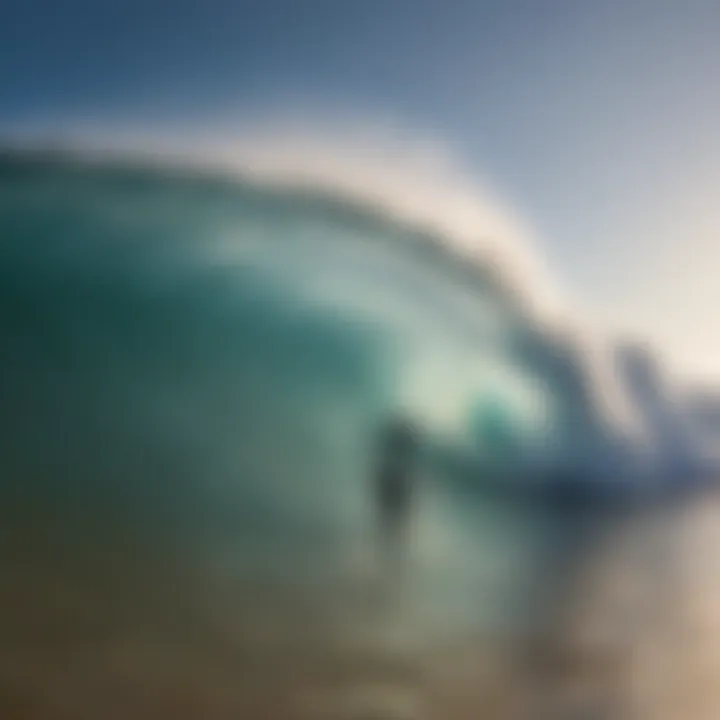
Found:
[2,486,720,719]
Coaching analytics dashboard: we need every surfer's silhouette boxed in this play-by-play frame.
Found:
[375,415,418,551]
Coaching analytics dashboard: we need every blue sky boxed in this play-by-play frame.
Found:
[3,0,720,379]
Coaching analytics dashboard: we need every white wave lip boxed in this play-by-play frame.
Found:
[5,118,566,324]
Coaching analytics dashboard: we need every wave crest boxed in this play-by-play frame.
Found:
[0,120,565,323]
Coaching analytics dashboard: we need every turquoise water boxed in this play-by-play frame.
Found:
[0,151,565,661]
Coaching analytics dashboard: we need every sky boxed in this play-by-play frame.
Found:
[2,0,720,381]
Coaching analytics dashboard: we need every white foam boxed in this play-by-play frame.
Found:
[1,116,566,324]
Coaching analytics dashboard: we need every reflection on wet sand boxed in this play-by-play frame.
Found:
[4,478,720,719]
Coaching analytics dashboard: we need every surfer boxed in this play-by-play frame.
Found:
[375,415,419,549]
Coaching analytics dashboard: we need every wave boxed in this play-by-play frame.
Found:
[0,127,709,496]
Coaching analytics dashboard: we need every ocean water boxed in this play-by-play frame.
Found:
[0,150,690,718]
